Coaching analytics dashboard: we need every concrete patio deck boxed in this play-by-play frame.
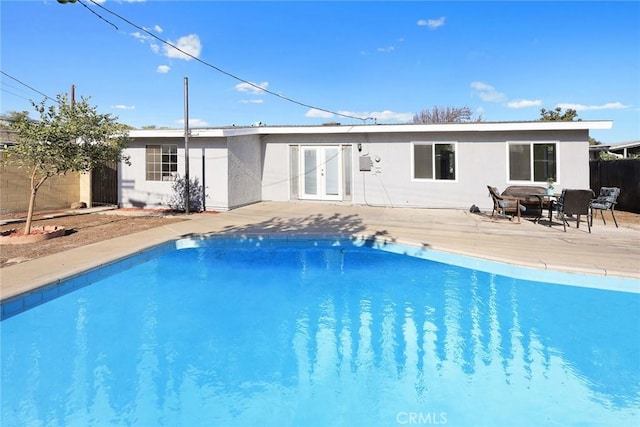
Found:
[1,201,639,302]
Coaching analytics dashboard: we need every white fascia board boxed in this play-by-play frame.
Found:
[128,129,228,138]
[127,120,612,139]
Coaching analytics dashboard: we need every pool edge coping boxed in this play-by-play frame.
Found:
[2,232,638,321]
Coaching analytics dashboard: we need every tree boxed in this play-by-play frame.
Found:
[2,94,130,235]
[589,136,601,146]
[0,111,31,130]
[539,107,580,121]
[413,106,482,124]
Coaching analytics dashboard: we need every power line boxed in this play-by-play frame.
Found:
[1,88,33,102]
[1,80,38,97]
[80,0,372,123]
[77,0,118,30]
[0,70,54,102]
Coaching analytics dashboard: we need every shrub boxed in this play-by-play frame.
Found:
[168,176,205,212]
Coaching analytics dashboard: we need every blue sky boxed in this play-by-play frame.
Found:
[1,1,639,143]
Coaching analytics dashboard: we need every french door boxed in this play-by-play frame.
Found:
[300,146,343,200]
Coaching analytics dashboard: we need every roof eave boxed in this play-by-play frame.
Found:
[128,120,613,138]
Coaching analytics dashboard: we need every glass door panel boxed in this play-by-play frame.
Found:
[299,146,342,200]
[303,148,318,196]
[325,147,340,196]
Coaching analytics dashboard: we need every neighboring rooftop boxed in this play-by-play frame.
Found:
[590,140,640,158]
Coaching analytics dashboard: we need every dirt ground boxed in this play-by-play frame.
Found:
[1,207,639,268]
[0,209,187,268]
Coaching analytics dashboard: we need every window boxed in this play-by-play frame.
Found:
[508,142,556,182]
[413,143,456,180]
[146,144,177,181]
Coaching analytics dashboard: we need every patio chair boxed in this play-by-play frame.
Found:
[487,185,525,222]
[591,187,620,228]
[554,189,594,233]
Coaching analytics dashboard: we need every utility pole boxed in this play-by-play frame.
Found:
[184,77,190,214]
[71,84,75,108]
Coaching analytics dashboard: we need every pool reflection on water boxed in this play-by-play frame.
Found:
[1,240,639,426]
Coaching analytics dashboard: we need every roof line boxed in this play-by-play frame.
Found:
[128,120,613,138]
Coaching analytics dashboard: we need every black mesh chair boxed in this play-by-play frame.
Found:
[554,189,594,233]
[591,187,620,228]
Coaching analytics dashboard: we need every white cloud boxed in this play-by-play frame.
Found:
[470,81,506,102]
[164,34,202,61]
[362,110,414,122]
[305,109,334,119]
[556,102,629,111]
[418,17,446,29]
[156,65,170,74]
[240,99,264,104]
[141,25,163,34]
[130,31,150,42]
[111,104,135,110]
[377,46,395,53]
[235,81,269,95]
[507,99,542,109]
[177,118,208,127]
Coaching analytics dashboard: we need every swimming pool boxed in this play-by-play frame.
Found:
[2,237,639,426]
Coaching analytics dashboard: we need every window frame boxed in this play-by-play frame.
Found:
[506,141,558,184]
[411,141,458,182]
[145,144,178,182]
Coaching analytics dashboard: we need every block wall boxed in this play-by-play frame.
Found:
[0,163,80,213]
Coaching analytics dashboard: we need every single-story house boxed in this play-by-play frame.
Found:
[120,120,612,212]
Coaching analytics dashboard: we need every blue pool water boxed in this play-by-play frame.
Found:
[1,238,639,426]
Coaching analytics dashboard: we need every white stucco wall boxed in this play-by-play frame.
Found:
[260,129,591,210]
[199,140,229,211]
[227,135,262,209]
[120,137,229,210]
[261,140,290,202]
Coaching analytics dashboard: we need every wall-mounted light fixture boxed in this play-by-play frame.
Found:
[357,143,362,152]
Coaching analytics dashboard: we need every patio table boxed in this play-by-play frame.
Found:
[501,186,549,223]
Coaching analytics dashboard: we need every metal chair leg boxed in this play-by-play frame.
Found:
[611,208,619,228]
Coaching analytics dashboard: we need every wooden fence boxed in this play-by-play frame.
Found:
[590,158,640,213]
